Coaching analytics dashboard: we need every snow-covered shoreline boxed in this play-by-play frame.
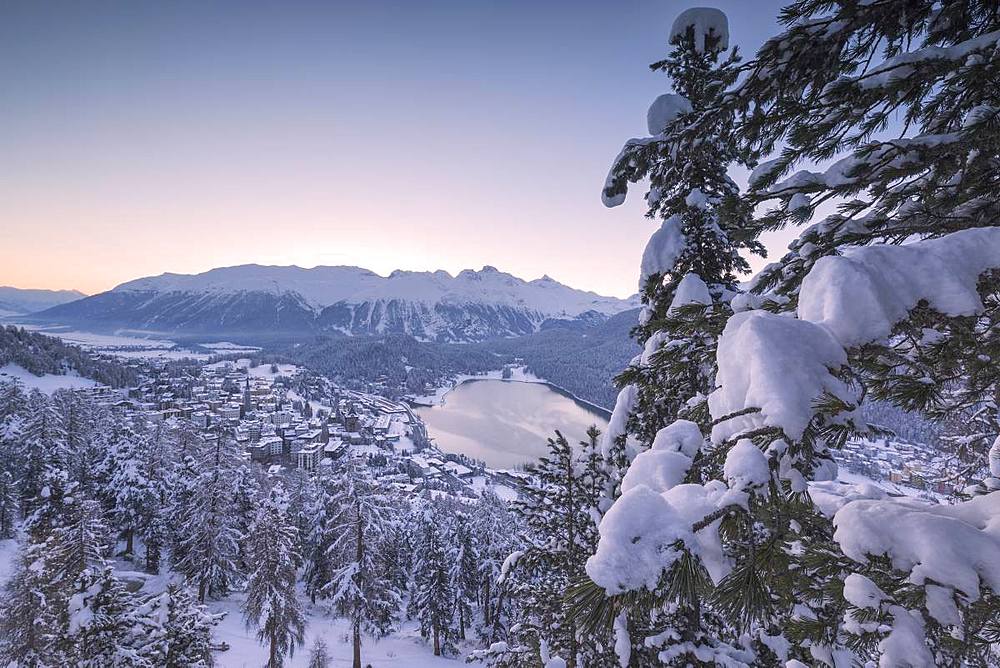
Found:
[408,365,612,416]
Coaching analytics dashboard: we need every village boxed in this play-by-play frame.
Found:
[832,435,965,498]
[76,356,524,503]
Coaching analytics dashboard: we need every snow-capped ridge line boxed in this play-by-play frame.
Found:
[110,263,634,316]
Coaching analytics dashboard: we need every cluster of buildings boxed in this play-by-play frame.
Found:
[833,437,961,496]
[80,357,520,501]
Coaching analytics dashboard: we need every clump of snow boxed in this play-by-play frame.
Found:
[651,419,703,457]
[647,93,692,135]
[601,384,639,461]
[708,310,855,443]
[670,7,730,53]
[723,439,770,492]
[833,492,1000,600]
[621,450,693,494]
[640,215,686,289]
[798,228,1000,348]
[842,573,886,610]
[669,273,711,312]
[587,485,689,594]
[986,436,1000,491]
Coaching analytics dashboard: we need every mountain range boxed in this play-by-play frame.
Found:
[28,264,637,343]
[0,287,86,317]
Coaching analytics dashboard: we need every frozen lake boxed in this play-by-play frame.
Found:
[414,379,609,469]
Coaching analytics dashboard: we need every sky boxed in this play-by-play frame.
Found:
[0,0,790,298]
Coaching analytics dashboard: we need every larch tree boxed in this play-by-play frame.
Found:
[173,433,244,602]
[409,498,456,658]
[242,483,305,668]
[321,460,403,668]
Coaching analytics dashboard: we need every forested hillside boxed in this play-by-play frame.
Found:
[0,326,138,388]
[484,309,641,408]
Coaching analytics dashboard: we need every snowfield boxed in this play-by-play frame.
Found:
[0,363,100,394]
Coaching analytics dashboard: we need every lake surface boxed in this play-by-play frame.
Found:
[414,380,610,469]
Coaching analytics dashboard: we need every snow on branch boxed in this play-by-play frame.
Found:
[708,309,855,444]
[670,7,729,54]
[798,227,1000,348]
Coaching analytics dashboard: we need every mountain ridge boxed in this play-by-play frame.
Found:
[0,287,87,316]
[32,264,638,343]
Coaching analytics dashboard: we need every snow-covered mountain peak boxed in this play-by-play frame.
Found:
[111,264,633,316]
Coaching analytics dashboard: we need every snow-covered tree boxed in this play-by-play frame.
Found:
[449,510,479,640]
[585,3,1000,666]
[0,545,53,666]
[307,638,331,668]
[104,420,158,557]
[409,499,456,657]
[242,483,305,668]
[172,434,244,602]
[601,5,762,451]
[0,471,17,539]
[16,390,67,517]
[138,583,221,667]
[64,566,146,667]
[320,461,402,668]
[471,489,520,641]
[482,431,612,668]
[718,1,1000,663]
[0,495,110,666]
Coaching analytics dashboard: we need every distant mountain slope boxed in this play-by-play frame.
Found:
[483,307,642,408]
[0,287,85,316]
[34,264,637,343]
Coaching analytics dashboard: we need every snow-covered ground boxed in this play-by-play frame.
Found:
[14,325,211,361]
[0,363,100,393]
[206,358,299,379]
[210,596,462,668]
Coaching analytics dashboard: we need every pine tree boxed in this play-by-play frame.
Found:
[104,420,157,557]
[17,390,68,518]
[138,583,221,667]
[64,566,147,667]
[0,495,111,666]
[53,389,102,500]
[0,471,17,539]
[491,432,612,668]
[602,5,762,451]
[242,483,305,668]
[717,1,1000,663]
[0,546,52,666]
[409,499,456,657]
[306,637,332,668]
[321,460,402,668]
[449,510,479,640]
[173,433,244,602]
[471,489,519,642]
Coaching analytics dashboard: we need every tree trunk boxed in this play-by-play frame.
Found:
[433,624,441,656]
[483,580,492,626]
[198,575,208,603]
[353,619,362,668]
[124,527,134,556]
[269,634,279,668]
[459,606,466,640]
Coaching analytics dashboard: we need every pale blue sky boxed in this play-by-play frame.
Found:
[0,1,789,297]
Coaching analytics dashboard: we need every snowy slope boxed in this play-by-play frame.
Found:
[35,265,638,342]
[0,363,100,393]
